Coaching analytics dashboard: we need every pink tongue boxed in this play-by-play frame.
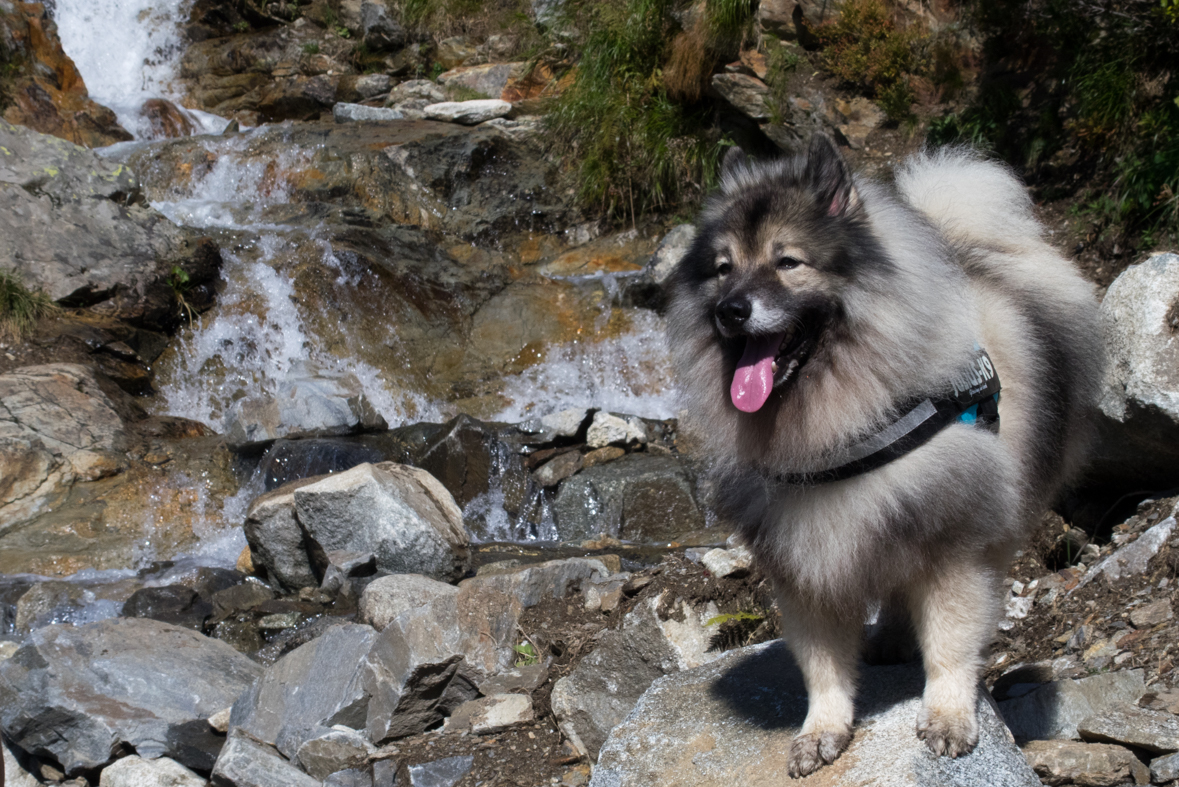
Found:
[731,334,782,413]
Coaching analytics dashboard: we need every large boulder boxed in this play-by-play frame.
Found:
[0,3,130,146]
[0,364,127,532]
[590,641,1041,786]
[1092,252,1179,492]
[998,670,1146,742]
[0,618,263,775]
[293,462,471,582]
[0,121,221,328]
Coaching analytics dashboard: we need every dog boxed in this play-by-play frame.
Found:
[665,135,1102,776]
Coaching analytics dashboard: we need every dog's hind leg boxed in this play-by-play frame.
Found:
[906,558,1002,757]
[778,590,862,777]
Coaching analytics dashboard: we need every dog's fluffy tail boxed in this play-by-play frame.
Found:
[894,147,1044,253]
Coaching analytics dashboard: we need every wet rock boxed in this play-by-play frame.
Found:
[138,98,197,139]
[444,694,534,734]
[296,727,374,780]
[424,100,513,125]
[121,585,212,630]
[533,451,584,487]
[999,670,1146,742]
[12,579,125,635]
[1078,705,1179,754]
[0,363,126,532]
[0,618,262,775]
[1020,740,1149,786]
[710,73,771,121]
[211,728,320,787]
[551,592,722,758]
[258,75,339,122]
[1094,253,1179,492]
[334,103,409,123]
[98,755,205,787]
[294,462,470,582]
[409,415,520,510]
[256,438,386,491]
[230,623,378,759]
[437,63,526,100]
[552,454,704,542]
[226,370,388,446]
[0,4,130,146]
[591,641,1039,786]
[407,756,474,787]
[585,411,647,448]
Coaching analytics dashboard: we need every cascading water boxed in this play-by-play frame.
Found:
[52,0,226,138]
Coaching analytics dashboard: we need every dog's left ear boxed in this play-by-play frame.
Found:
[804,134,860,218]
[720,146,748,183]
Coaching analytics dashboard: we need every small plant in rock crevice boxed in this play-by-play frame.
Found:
[0,270,57,341]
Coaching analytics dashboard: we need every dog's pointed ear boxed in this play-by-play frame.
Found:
[804,134,860,218]
[720,146,748,182]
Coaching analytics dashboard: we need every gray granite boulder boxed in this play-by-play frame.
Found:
[590,641,1040,786]
[998,669,1145,742]
[1077,705,1179,754]
[0,618,262,775]
[293,462,471,582]
[98,756,205,787]
[211,728,320,787]
[229,623,378,760]
[423,100,512,125]
[225,371,388,447]
[243,478,323,592]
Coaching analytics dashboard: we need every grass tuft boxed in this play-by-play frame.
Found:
[0,270,57,341]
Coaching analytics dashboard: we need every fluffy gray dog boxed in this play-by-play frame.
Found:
[666,135,1102,776]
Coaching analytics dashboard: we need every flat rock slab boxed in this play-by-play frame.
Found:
[423,100,512,125]
[999,669,1145,742]
[1078,705,1179,754]
[1021,740,1150,786]
[591,641,1040,787]
[0,618,262,775]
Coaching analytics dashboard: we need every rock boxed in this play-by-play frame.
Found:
[209,708,232,733]
[211,728,320,787]
[551,592,722,759]
[645,224,696,287]
[296,727,374,780]
[225,371,388,446]
[710,73,771,121]
[999,670,1146,742]
[585,411,648,448]
[358,573,460,633]
[98,755,206,787]
[333,103,411,123]
[0,618,263,775]
[1078,705,1179,754]
[525,408,591,440]
[0,364,127,532]
[229,623,378,759]
[326,769,376,787]
[257,75,340,122]
[835,96,886,149]
[445,694,534,734]
[1152,751,1179,782]
[552,454,705,542]
[13,579,128,634]
[3,736,42,787]
[591,641,1040,786]
[1130,598,1173,628]
[1020,740,1150,786]
[0,122,220,324]
[0,4,130,146]
[320,550,377,593]
[244,479,323,593]
[701,546,753,578]
[584,574,628,613]
[437,63,526,100]
[406,756,475,787]
[459,557,612,609]
[1094,253,1179,492]
[1077,516,1176,589]
[423,100,513,125]
[436,36,478,69]
[355,74,394,99]
[138,98,197,139]
[359,1,406,51]
[388,80,447,105]
[121,585,213,630]
[256,438,386,492]
[293,462,470,582]
[534,451,584,487]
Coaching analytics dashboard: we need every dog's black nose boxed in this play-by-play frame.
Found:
[716,296,752,328]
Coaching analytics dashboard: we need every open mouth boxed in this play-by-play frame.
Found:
[730,324,814,413]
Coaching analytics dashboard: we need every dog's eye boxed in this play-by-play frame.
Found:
[777,256,803,270]
[716,260,732,277]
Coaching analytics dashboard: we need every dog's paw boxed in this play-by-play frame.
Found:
[916,706,979,758]
[787,729,852,778]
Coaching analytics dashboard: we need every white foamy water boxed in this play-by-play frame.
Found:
[53,0,226,138]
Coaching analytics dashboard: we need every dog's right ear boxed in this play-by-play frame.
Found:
[804,134,860,218]
[720,146,748,183]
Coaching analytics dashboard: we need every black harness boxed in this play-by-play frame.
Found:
[778,348,1001,486]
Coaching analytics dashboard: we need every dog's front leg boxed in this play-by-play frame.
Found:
[778,591,861,777]
[907,559,1001,757]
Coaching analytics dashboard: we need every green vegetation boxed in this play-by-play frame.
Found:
[929,0,1179,248]
[233,20,250,32]
[0,270,57,341]
[302,42,320,55]
[705,610,777,652]
[167,265,198,325]
[512,639,539,666]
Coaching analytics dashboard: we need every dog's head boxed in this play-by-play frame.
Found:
[668,135,888,416]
